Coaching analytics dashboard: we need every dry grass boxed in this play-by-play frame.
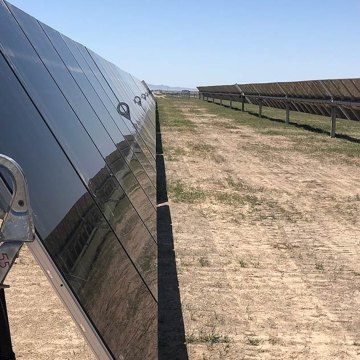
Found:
[159,96,360,359]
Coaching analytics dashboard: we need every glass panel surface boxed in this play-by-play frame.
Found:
[9,4,156,233]
[72,41,156,180]
[0,2,156,297]
[43,24,156,203]
[0,49,156,359]
[88,51,156,161]
[24,12,155,240]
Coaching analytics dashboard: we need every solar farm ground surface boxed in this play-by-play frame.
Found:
[4,95,360,359]
[158,96,360,360]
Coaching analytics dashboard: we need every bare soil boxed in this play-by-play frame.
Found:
[160,99,360,359]
[6,247,95,359]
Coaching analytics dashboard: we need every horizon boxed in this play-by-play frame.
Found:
[7,0,360,88]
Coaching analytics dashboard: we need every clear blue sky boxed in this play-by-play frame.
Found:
[7,0,360,88]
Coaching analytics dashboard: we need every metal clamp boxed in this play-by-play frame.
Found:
[0,155,35,288]
[134,96,142,105]
[116,102,131,120]
[141,93,147,100]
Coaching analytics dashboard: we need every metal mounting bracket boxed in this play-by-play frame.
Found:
[116,102,131,120]
[134,96,142,105]
[0,155,35,288]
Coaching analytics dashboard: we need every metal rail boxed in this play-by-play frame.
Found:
[199,91,360,108]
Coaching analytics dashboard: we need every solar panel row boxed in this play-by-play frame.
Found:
[198,78,360,121]
[0,1,156,358]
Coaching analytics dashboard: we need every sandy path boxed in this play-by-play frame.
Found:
[161,101,360,359]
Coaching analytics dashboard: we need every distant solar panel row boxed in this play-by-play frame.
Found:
[0,1,156,358]
[198,78,360,121]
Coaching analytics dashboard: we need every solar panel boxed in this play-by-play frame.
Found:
[199,77,360,121]
[0,1,157,358]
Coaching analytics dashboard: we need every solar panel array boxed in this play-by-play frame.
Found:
[0,1,156,358]
[198,78,360,121]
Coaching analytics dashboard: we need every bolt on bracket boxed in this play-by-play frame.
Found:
[116,102,131,120]
[0,155,35,288]
[134,96,142,106]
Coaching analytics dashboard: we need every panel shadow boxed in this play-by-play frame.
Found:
[247,110,360,143]
[157,106,188,360]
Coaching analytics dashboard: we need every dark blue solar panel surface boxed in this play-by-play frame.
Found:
[0,1,157,358]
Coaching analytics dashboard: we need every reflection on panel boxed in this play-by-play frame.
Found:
[1,2,157,297]
[0,1,157,358]
[10,6,156,239]
[88,50,157,162]
[74,43,157,185]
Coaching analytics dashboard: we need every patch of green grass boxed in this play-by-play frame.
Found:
[164,146,187,161]
[168,180,205,203]
[187,142,223,162]
[189,142,215,153]
[157,98,196,130]
[259,128,288,136]
[186,330,231,345]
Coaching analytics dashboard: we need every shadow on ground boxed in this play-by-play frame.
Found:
[157,107,188,360]
[248,111,360,143]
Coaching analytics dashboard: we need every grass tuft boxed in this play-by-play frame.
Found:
[199,256,210,267]
[247,337,263,346]
[168,180,205,203]
[186,330,231,345]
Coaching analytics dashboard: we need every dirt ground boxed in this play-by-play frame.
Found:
[159,97,360,359]
[5,247,95,359]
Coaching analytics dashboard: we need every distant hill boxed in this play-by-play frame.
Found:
[148,84,197,92]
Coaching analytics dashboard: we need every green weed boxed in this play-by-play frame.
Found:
[168,180,205,203]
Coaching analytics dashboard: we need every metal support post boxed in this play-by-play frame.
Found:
[285,102,290,124]
[241,96,245,112]
[220,98,223,105]
[330,106,337,138]
[230,100,233,109]
[259,99,263,118]
[0,155,35,360]
[212,97,215,103]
